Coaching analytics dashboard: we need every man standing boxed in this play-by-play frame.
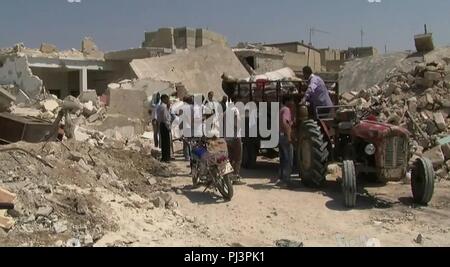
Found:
[204,91,221,137]
[158,94,172,162]
[300,66,333,117]
[151,93,161,148]
[224,97,245,185]
[272,95,295,184]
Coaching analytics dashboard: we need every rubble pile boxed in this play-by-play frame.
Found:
[0,141,179,246]
[340,61,450,179]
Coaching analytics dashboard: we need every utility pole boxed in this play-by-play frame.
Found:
[307,27,330,67]
[360,27,364,47]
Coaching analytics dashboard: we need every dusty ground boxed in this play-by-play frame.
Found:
[1,141,450,247]
[167,157,450,247]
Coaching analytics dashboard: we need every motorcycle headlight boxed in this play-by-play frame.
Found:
[365,144,376,156]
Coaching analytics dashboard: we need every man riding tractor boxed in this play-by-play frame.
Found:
[296,67,435,208]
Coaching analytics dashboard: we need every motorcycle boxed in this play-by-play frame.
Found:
[189,138,234,200]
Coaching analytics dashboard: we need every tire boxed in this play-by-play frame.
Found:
[191,161,200,187]
[216,174,234,201]
[242,141,257,169]
[297,120,329,187]
[342,160,357,208]
[411,157,435,205]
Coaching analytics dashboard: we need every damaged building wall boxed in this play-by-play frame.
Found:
[130,43,249,97]
[0,56,43,103]
[30,67,70,98]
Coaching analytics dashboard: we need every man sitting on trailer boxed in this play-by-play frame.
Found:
[300,66,333,118]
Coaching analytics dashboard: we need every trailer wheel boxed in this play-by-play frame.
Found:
[298,120,329,187]
[411,157,435,205]
[342,160,357,208]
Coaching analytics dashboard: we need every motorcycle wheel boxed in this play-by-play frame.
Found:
[216,173,234,201]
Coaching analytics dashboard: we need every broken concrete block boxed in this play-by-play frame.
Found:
[81,37,104,58]
[415,33,435,53]
[108,83,120,90]
[0,87,16,112]
[36,206,53,217]
[82,101,97,117]
[78,90,98,105]
[68,151,84,162]
[0,215,15,230]
[408,97,418,113]
[434,112,447,131]
[341,91,357,102]
[426,93,434,107]
[441,143,450,160]
[40,43,58,54]
[424,71,442,82]
[416,77,434,88]
[423,145,445,168]
[41,99,60,113]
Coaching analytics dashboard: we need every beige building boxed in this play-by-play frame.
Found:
[264,42,323,73]
[320,48,346,72]
[142,27,227,50]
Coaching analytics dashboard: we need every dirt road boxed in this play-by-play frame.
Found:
[165,157,450,247]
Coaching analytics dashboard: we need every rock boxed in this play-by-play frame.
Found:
[436,168,448,179]
[416,77,434,89]
[76,199,89,215]
[74,127,91,142]
[414,234,423,244]
[423,146,445,168]
[160,192,172,204]
[426,121,438,136]
[426,93,435,107]
[53,221,68,234]
[36,206,53,217]
[185,216,195,223]
[275,239,304,247]
[442,144,450,160]
[341,91,358,102]
[151,196,166,209]
[68,151,83,162]
[40,99,60,112]
[82,101,97,117]
[434,112,447,131]
[81,37,103,58]
[408,97,418,113]
[54,240,64,247]
[77,159,92,173]
[147,178,158,186]
[424,71,442,82]
[87,113,100,123]
[82,234,94,246]
[66,238,81,247]
[78,90,98,105]
[40,43,58,53]
[107,167,119,180]
[108,83,120,90]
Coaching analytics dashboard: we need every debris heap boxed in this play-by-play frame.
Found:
[340,61,450,179]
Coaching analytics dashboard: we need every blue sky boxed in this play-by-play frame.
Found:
[1,0,449,53]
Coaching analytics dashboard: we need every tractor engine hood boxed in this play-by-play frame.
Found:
[351,120,410,142]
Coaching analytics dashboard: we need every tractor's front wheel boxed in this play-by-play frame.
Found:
[297,120,329,188]
[411,157,435,205]
[342,160,357,208]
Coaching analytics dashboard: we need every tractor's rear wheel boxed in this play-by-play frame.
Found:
[411,157,435,205]
[342,160,357,208]
[297,120,329,187]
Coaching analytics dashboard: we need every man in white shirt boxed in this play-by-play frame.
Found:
[224,97,245,185]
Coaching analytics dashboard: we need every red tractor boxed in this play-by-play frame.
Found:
[222,78,435,208]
